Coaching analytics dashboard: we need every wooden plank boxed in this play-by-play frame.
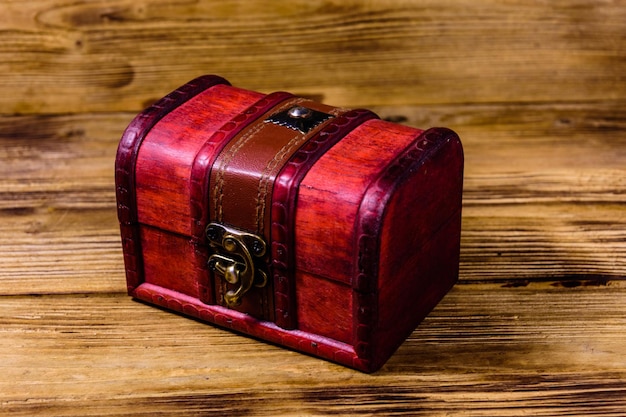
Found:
[0,113,127,294]
[2,284,626,415]
[1,1,626,113]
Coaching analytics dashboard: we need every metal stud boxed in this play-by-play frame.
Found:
[287,106,313,119]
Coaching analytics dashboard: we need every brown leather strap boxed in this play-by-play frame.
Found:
[190,91,295,243]
[190,91,295,305]
[210,99,340,241]
[208,98,343,320]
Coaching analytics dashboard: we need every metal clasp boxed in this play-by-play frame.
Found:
[206,222,268,307]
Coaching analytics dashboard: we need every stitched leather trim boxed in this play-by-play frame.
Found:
[189,91,295,305]
[208,99,340,322]
[210,99,337,236]
[189,91,295,243]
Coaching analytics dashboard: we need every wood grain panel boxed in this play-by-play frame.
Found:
[1,284,625,415]
[0,113,126,294]
[1,1,625,113]
[2,0,625,405]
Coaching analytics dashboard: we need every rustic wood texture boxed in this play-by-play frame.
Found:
[1,0,625,415]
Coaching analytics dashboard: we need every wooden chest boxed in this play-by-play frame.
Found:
[115,75,464,372]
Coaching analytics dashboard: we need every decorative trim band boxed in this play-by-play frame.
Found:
[270,109,379,329]
[352,127,460,362]
[115,75,229,292]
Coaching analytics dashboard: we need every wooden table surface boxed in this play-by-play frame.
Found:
[2,1,625,416]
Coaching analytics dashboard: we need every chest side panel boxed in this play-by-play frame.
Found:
[373,129,464,367]
[135,85,263,235]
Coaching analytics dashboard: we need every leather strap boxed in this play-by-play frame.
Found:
[190,91,295,243]
[190,90,295,305]
[210,99,341,240]
[208,98,343,320]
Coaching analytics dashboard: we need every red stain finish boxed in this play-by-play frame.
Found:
[115,75,464,372]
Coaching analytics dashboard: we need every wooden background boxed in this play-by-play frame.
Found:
[1,1,625,415]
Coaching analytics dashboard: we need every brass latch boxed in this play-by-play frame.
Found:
[205,222,268,307]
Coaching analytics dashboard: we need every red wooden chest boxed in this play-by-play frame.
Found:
[115,75,463,372]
